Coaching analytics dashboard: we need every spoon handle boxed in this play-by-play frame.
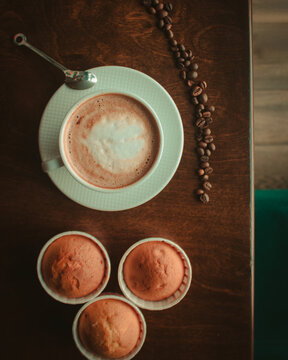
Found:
[13,33,68,73]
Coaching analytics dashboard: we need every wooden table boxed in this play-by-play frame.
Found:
[0,0,253,359]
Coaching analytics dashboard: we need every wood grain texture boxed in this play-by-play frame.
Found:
[0,1,252,359]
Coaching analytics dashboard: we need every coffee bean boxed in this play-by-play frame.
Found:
[186,49,193,58]
[190,63,198,71]
[205,149,211,156]
[187,71,198,80]
[208,105,215,112]
[186,79,194,87]
[196,135,203,142]
[148,6,156,14]
[198,168,205,176]
[191,97,199,105]
[203,128,211,135]
[197,147,205,156]
[201,174,209,181]
[165,29,174,38]
[208,143,216,151]
[203,181,212,191]
[178,44,185,51]
[180,51,188,59]
[169,38,177,46]
[164,16,172,24]
[200,155,209,162]
[200,161,210,168]
[196,104,205,111]
[180,70,187,80]
[195,118,206,129]
[205,117,213,124]
[142,0,152,6]
[157,19,165,28]
[177,62,185,69]
[204,135,213,143]
[174,51,181,58]
[200,192,209,204]
[158,9,168,18]
[170,46,178,52]
[164,2,173,12]
[152,0,159,5]
[204,167,213,174]
[202,111,211,118]
[199,141,207,149]
[197,189,204,195]
[164,23,172,30]
[198,92,208,103]
[156,3,164,10]
[199,81,207,89]
[191,85,202,97]
[184,60,191,67]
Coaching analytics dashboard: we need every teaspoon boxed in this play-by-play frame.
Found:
[13,33,97,90]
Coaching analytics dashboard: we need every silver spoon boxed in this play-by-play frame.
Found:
[13,33,97,90]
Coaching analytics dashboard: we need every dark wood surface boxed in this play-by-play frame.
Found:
[0,0,253,359]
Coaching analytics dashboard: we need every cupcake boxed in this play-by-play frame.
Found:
[37,231,110,304]
[118,238,192,310]
[73,294,146,360]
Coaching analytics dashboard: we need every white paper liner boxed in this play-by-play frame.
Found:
[37,231,111,304]
[72,293,146,360]
[118,238,192,310]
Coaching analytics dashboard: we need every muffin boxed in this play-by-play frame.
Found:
[74,295,146,360]
[118,238,192,310]
[38,231,110,304]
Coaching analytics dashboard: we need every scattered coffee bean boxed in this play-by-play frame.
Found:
[177,57,185,63]
[170,45,178,52]
[152,0,159,6]
[164,15,172,24]
[165,23,172,30]
[156,3,164,10]
[198,168,205,176]
[201,174,209,182]
[197,147,205,156]
[204,167,213,175]
[203,128,211,135]
[208,143,216,151]
[187,71,198,80]
[148,6,157,14]
[197,189,204,195]
[178,44,185,51]
[202,111,211,118]
[191,85,202,97]
[198,92,208,103]
[164,2,173,12]
[198,141,207,149]
[203,182,212,191]
[142,0,152,6]
[205,117,213,124]
[169,38,177,46]
[195,118,206,129]
[186,49,193,58]
[196,104,205,111]
[200,162,210,169]
[190,63,198,71]
[186,79,194,87]
[177,62,185,69]
[174,51,180,58]
[191,96,199,105]
[204,135,213,143]
[196,135,203,142]
[158,9,168,18]
[165,29,174,38]
[199,81,207,89]
[180,70,187,80]
[205,149,211,156]
[208,105,215,112]
[200,192,209,204]
[157,19,165,28]
[184,60,191,67]
[200,155,209,162]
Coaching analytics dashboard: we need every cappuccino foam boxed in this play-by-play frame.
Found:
[64,93,160,189]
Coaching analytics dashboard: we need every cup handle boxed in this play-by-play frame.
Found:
[41,156,64,173]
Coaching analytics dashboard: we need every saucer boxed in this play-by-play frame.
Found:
[39,66,184,211]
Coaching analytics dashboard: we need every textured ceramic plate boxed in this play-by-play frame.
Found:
[39,66,183,211]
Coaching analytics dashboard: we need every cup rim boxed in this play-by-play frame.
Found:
[37,231,111,305]
[59,90,164,193]
[72,293,147,360]
[118,237,192,310]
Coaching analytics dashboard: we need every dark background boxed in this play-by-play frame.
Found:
[0,0,252,359]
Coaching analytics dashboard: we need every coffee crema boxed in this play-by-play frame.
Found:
[63,93,161,189]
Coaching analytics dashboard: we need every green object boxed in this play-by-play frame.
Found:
[255,190,288,360]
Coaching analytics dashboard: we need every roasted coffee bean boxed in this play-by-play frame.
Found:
[199,81,207,89]
[164,15,172,24]
[196,104,205,111]
[197,189,204,195]
[200,192,209,204]
[177,62,185,69]
[158,9,168,18]
[203,181,212,191]
[142,0,152,6]
[205,117,213,124]
[200,155,209,162]
[198,168,205,176]
[202,111,211,118]
[199,141,208,149]
[187,71,198,80]
[152,0,159,6]
[176,58,185,65]
[180,51,188,59]
[205,149,211,156]
[178,44,185,52]
[201,174,209,182]
[165,29,174,38]
[200,162,210,169]
[156,3,164,10]
[191,85,202,96]
[164,23,172,30]
[203,128,211,135]
[189,63,198,71]
[186,49,193,58]
[198,92,208,103]
[208,105,215,112]
[195,118,206,129]
[204,167,213,174]
[148,6,157,14]
[196,135,203,142]
[169,38,177,46]
[164,2,173,12]
[191,96,199,105]
[170,46,178,52]
[180,70,187,80]
[184,60,191,67]
[186,79,194,87]
[208,143,216,151]
[174,51,181,58]
[157,19,165,28]
[204,135,213,143]
[197,147,205,156]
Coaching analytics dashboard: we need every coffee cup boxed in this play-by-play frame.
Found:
[42,91,164,193]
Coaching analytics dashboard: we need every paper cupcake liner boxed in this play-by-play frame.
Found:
[37,231,111,305]
[118,237,192,310]
[72,293,146,360]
